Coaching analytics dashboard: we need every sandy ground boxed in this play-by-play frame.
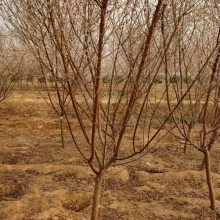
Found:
[0,90,220,220]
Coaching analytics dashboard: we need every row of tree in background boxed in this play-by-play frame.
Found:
[102,74,192,84]
[0,0,220,220]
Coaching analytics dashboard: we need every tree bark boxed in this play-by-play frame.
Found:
[91,170,106,220]
[204,150,216,213]
[200,130,217,170]
[60,116,64,148]
[183,140,188,153]
[184,127,191,153]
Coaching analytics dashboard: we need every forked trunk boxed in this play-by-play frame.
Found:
[204,150,216,213]
[200,131,217,170]
[60,116,64,148]
[91,170,106,220]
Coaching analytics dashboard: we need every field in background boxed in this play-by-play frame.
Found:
[0,90,220,220]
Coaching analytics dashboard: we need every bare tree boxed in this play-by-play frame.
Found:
[0,32,22,102]
[3,4,70,148]
[2,0,219,219]
[161,1,220,217]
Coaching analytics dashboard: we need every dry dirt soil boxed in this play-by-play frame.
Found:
[0,90,220,220]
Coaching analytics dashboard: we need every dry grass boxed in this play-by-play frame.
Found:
[0,90,219,219]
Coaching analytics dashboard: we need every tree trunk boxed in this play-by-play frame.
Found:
[204,150,216,212]
[91,170,106,220]
[183,140,187,153]
[200,156,205,170]
[200,131,217,170]
[184,127,191,153]
[60,116,64,148]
